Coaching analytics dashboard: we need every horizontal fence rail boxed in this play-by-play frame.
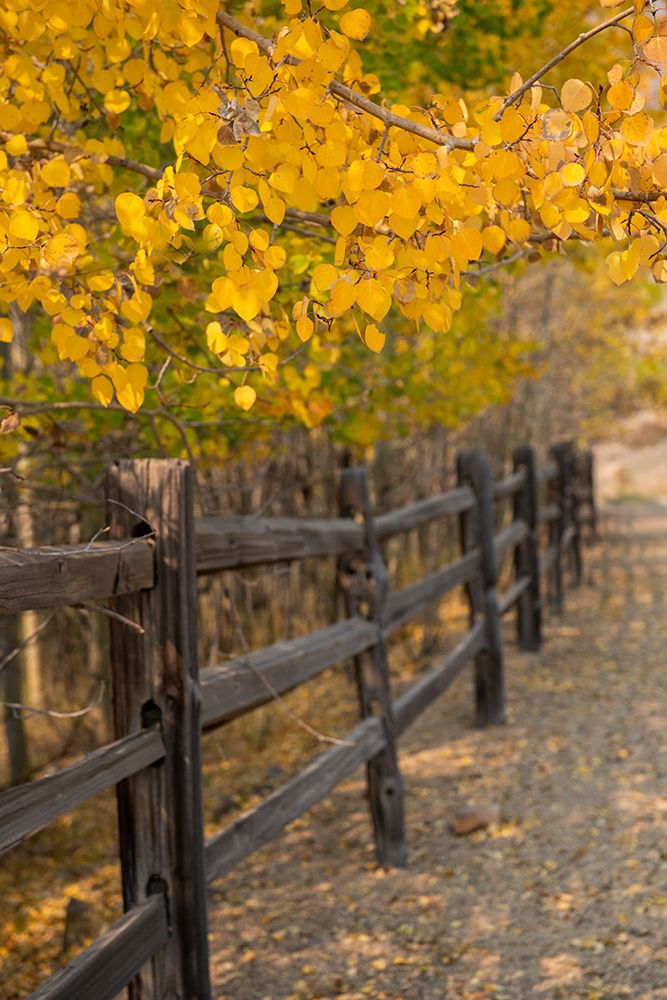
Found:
[28,894,170,1000]
[0,727,165,854]
[1,440,595,1000]
[0,539,155,614]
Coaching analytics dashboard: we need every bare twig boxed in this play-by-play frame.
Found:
[3,681,105,719]
[226,589,353,748]
[0,612,55,673]
[73,602,145,634]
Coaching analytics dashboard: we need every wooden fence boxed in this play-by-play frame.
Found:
[0,440,596,999]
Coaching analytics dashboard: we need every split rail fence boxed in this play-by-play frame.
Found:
[0,440,596,999]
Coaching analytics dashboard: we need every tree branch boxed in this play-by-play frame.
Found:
[216,10,475,152]
[497,5,635,116]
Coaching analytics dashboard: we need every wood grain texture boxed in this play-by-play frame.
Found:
[201,617,378,730]
[206,714,385,881]
[195,515,364,571]
[106,459,210,1000]
[393,622,485,735]
[0,727,165,854]
[28,894,169,1000]
[0,539,154,614]
[374,487,475,539]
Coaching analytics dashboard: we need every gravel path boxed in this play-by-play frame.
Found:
[208,505,667,999]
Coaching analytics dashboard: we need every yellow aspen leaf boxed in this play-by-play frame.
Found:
[633,14,654,45]
[104,89,131,114]
[234,385,257,410]
[249,229,270,252]
[364,324,385,353]
[323,0,348,8]
[600,0,627,6]
[230,38,258,68]
[653,153,667,185]
[500,107,526,143]
[121,290,152,323]
[116,364,147,413]
[120,327,145,362]
[87,271,115,292]
[283,0,302,13]
[42,232,80,268]
[328,278,357,316]
[9,211,39,242]
[233,286,263,322]
[507,218,531,241]
[340,9,371,40]
[207,203,233,227]
[542,109,573,141]
[6,135,28,156]
[583,111,600,144]
[481,119,502,146]
[644,36,667,62]
[356,278,391,321]
[56,192,80,219]
[115,192,145,231]
[132,249,154,285]
[607,80,634,110]
[391,185,422,217]
[388,214,419,240]
[206,321,227,353]
[422,301,452,332]
[0,318,13,343]
[331,205,357,236]
[621,112,653,145]
[264,245,287,268]
[296,315,314,341]
[482,225,507,254]
[363,237,394,270]
[312,263,338,290]
[353,190,390,228]
[231,186,259,213]
[560,162,586,186]
[264,196,286,225]
[451,227,483,262]
[41,156,71,187]
[92,375,114,406]
[489,149,523,180]
[561,79,592,113]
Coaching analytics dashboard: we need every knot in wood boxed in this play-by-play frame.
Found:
[337,555,387,616]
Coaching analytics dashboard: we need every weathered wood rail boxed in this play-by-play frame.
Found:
[0,440,595,999]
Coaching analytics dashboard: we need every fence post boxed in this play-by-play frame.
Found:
[456,451,506,726]
[551,441,581,602]
[512,445,542,651]
[547,444,566,614]
[570,448,584,585]
[582,449,597,544]
[338,467,407,869]
[105,459,211,999]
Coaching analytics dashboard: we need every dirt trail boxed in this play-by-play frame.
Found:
[208,505,667,1000]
